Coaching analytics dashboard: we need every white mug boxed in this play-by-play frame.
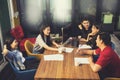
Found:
[58,47,64,53]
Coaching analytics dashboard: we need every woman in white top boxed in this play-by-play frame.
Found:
[33,24,59,54]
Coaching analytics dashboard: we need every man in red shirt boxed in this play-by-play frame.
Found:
[77,32,120,79]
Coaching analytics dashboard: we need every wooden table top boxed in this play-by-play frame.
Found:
[34,48,100,80]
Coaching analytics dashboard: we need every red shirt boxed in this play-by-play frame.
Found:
[95,46,120,77]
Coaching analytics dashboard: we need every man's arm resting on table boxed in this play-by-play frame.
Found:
[88,56,102,72]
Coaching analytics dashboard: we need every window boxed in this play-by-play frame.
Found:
[50,0,72,24]
[79,0,97,16]
[24,0,45,25]
[19,0,46,32]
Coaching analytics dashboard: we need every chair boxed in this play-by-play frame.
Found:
[111,42,115,50]
[9,57,36,80]
[10,25,36,52]
[24,40,43,60]
[104,77,120,80]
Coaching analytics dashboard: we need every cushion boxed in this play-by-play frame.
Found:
[11,25,36,51]
[11,25,24,42]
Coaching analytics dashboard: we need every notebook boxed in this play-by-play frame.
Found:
[44,54,64,61]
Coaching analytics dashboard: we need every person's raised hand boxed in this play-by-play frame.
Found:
[2,45,8,56]
[78,24,82,30]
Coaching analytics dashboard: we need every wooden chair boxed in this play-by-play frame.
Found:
[104,77,120,80]
[24,40,43,60]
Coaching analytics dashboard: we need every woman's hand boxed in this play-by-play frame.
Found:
[56,44,62,48]
[58,46,65,53]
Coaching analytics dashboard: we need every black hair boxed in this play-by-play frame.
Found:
[80,17,92,28]
[92,23,102,31]
[40,23,52,46]
[81,17,90,23]
[82,18,89,22]
[4,37,15,51]
[81,19,92,33]
[98,32,111,46]
[40,23,50,34]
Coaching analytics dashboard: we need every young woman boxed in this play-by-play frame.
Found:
[79,24,101,49]
[2,37,39,70]
[33,24,60,54]
[87,24,101,49]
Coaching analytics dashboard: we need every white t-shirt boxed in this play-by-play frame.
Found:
[33,34,48,54]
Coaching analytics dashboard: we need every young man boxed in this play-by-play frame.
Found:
[77,32,120,79]
[78,18,92,39]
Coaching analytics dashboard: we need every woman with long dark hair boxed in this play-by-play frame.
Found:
[2,37,39,70]
[33,23,60,54]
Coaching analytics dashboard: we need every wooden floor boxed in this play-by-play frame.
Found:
[111,34,120,57]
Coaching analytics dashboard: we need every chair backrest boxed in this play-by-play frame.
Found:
[10,25,24,41]
[9,61,36,80]
[24,40,34,56]
[24,40,43,60]
[9,61,20,73]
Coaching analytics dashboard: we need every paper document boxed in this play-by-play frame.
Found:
[44,54,64,61]
[74,58,89,65]
[79,44,91,49]
[64,47,74,53]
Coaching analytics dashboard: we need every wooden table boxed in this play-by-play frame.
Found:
[34,48,100,80]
